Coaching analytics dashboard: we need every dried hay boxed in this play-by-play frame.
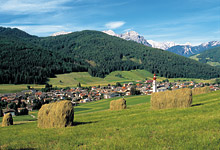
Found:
[2,113,13,127]
[192,86,211,95]
[110,98,126,110]
[151,88,192,110]
[38,100,74,128]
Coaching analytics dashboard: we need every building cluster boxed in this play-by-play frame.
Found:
[0,78,219,116]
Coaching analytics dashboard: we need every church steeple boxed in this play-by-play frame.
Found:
[153,74,157,93]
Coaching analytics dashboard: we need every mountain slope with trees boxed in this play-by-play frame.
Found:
[190,47,220,67]
[0,27,220,84]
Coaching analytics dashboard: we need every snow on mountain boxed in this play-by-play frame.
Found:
[102,30,190,50]
[102,30,151,46]
[147,40,176,50]
[167,41,220,57]
[119,31,151,46]
[51,31,72,36]
[102,30,220,57]
[102,30,119,37]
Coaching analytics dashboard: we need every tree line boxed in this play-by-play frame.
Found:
[0,27,220,84]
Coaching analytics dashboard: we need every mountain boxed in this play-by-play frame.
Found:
[103,30,220,57]
[103,30,192,50]
[103,30,151,47]
[0,27,36,38]
[167,41,220,57]
[147,40,176,50]
[190,47,220,67]
[0,27,88,84]
[51,31,72,36]
[102,30,120,37]
[119,31,152,47]
[1,27,220,84]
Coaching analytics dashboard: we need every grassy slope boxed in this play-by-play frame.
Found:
[1,91,220,149]
[0,84,44,94]
[0,70,156,93]
[48,69,155,87]
[0,69,215,94]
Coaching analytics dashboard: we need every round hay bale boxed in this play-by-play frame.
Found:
[110,99,126,110]
[38,100,74,128]
[151,88,192,110]
[192,87,211,95]
[2,113,13,127]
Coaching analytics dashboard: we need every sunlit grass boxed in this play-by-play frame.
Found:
[1,91,220,149]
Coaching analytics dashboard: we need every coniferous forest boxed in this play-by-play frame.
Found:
[0,27,220,84]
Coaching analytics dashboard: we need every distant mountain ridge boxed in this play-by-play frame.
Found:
[102,30,191,50]
[103,30,151,46]
[167,41,220,57]
[102,30,220,57]
[1,26,220,84]
[190,47,220,67]
[51,31,72,36]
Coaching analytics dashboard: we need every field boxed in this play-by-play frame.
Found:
[0,69,216,94]
[190,54,220,67]
[1,91,220,149]
[48,69,155,88]
[0,70,156,93]
[0,84,44,94]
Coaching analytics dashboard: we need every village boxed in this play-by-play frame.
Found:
[0,76,219,116]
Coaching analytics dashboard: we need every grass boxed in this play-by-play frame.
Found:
[75,95,150,115]
[190,54,220,67]
[49,69,155,88]
[1,91,220,149]
[0,112,37,124]
[0,69,155,93]
[0,69,216,93]
[0,84,44,94]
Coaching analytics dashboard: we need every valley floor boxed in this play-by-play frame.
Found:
[1,91,220,149]
[0,69,216,93]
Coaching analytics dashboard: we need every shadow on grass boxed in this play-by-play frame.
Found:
[192,103,203,107]
[13,123,26,125]
[73,121,98,126]
[14,120,37,125]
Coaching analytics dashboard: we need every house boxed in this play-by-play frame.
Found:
[157,87,168,92]
[104,92,120,99]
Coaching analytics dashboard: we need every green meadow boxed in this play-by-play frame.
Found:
[0,69,216,94]
[0,69,155,93]
[1,91,220,149]
[48,69,155,88]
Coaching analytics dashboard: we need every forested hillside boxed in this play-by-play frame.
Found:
[0,27,220,84]
[0,28,88,84]
[39,30,220,79]
[190,47,220,67]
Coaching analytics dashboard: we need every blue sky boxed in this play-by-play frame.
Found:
[0,0,219,45]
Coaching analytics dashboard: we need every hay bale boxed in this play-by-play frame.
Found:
[2,113,13,127]
[110,99,126,110]
[192,87,211,95]
[38,100,74,128]
[151,88,192,110]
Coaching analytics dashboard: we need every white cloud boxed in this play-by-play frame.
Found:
[3,24,101,36]
[105,21,125,29]
[0,0,72,14]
